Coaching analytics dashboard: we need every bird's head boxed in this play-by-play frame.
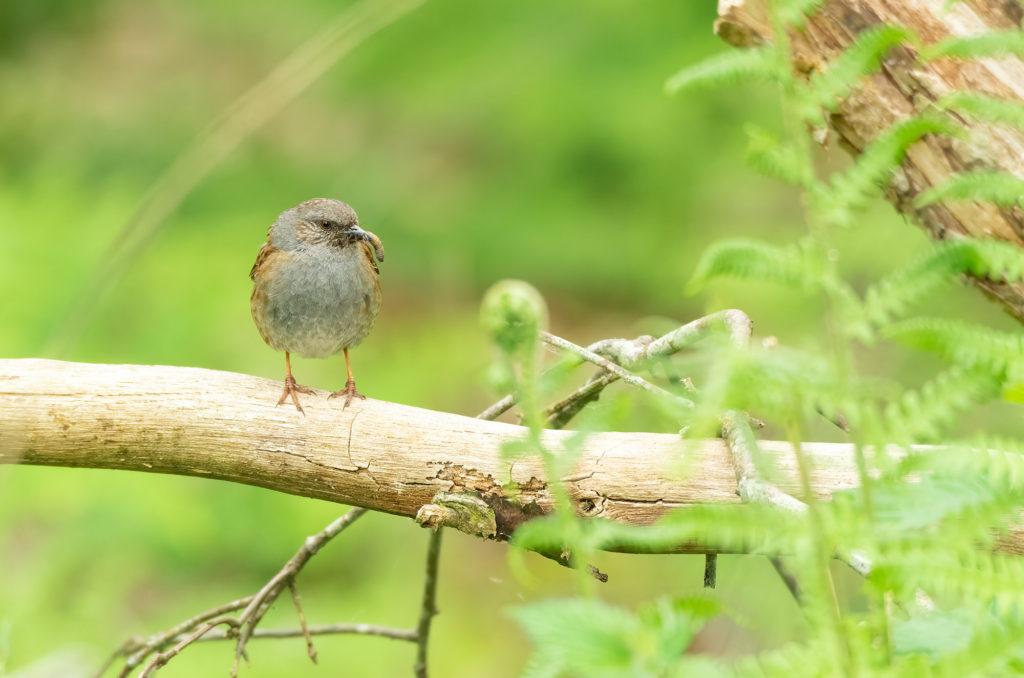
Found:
[270,198,384,262]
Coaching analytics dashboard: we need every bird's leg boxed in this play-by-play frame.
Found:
[278,352,316,413]
[328,348,366,408]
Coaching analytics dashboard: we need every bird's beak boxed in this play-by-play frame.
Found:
[353,226,384,263]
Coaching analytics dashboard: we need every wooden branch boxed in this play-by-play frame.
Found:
[3,359,1022,555]
[716,0,1024,320]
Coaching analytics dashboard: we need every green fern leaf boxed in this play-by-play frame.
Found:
[937,91,1024,130]
[884,318,1024,376]
[883,366,1001,442]
[879,549,1024,609]
[776,0,825,28]
[810,25,915,113]
[819,115,959,225]
[665,47,775,95]
[865,238,1024,325]
[586,505,806,556]
[745,124,812,186]
[687,238,818,293]
[921,30,1024,61]
[915,171,1024,208]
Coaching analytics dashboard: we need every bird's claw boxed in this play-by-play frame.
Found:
[278,375,316,413]
[328,379,366,409]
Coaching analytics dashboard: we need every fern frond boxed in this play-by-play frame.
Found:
[776,0,825,28]
[878,549,1024,610]
[586,505,807,556]
[687,238,818,293]
[921,30,1024,61]
[745,124,812,186]
[937,91,1024,130]
[915,171,1024,208]
[809,25,915,114]
[924,436,1024,494]
[819,115,959,225]
[665,47,775,95]
[882,366,1001,443]
[884,318,1024,376]
[866,238,1024,325]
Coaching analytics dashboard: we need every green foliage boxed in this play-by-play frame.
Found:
[500,3,1024,677]
[816,115,959,226]
[920,30,1024,61]
[807,25,915,119]
[915,171,1024,208]
[865,238,1024,326]
[937,91,1024,130]
[509,597,726,678]
[687,238,821,293]
[480,279,548,358]
[665,47,776,95]
[745,124,812,186]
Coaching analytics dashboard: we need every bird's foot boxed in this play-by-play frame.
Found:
[278,375,317,414]
[328,379,366,409]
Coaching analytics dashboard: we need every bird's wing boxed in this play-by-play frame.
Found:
[249,241,276,281]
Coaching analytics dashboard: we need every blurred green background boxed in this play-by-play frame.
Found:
[2,0,1020,676]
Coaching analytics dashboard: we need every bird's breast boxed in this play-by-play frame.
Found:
[255,245,382,358]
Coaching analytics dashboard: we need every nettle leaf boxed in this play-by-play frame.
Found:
[921,30,1024,61]
[818,115,958,225]
[509,597,720,678]
[665,47,775,95]
[892,611,973,658]
[732,639,838,678]
[809,25,915,114]
[915,171,1024,208]
[866,238,1024,325]
[745,124,811,186]
[937,91,1024,130]
[509,598,637,678]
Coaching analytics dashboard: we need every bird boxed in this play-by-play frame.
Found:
[250,198,384,413]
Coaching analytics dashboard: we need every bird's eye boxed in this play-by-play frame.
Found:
[319,220,331,229]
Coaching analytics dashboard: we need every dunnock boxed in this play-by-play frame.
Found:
[250,198,384,412]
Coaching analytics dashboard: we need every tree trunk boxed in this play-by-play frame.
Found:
[717,0,1024,319]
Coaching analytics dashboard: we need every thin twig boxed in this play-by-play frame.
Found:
[230,507,368,677]
[546,372,617,429]
[476,393,517,421]
[103,508,368,677]
[288,580,317,664]
[770,557,802,602]
[139,616,241,678]
[414,528,443,678]
[542,311,752,428]
[703,553,718,588]
[539,332,694,409]
[183,622,417,643]
[106,596,255,678]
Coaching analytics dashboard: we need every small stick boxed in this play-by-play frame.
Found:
[289,580,317,664]
[414,528,443,678]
